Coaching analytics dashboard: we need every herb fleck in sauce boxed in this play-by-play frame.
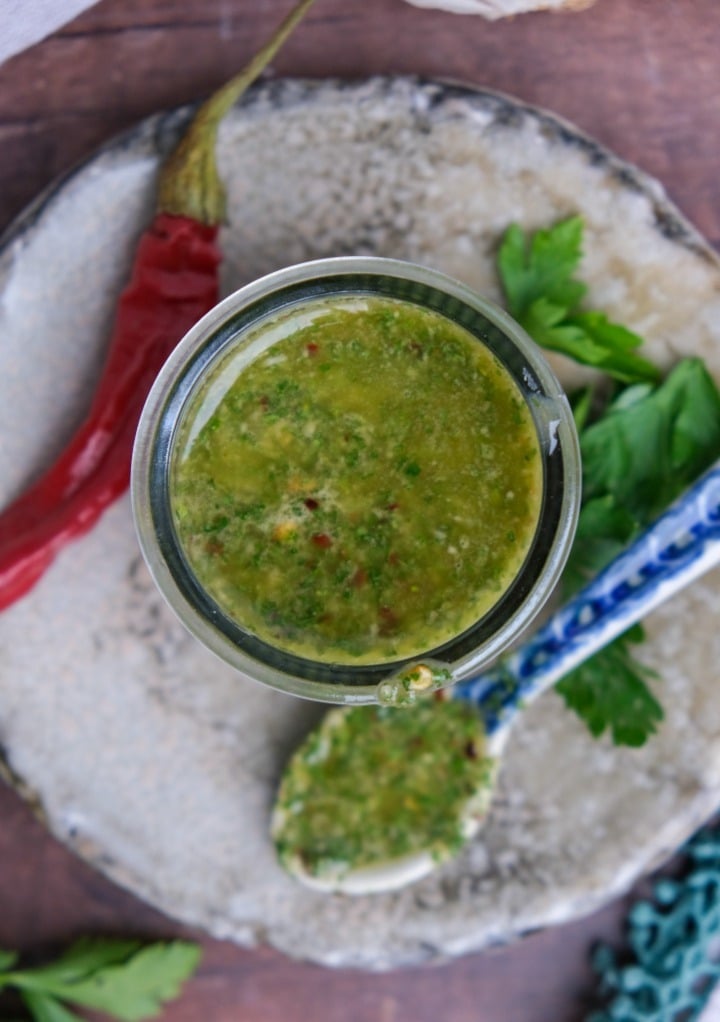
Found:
[171,296,542,663]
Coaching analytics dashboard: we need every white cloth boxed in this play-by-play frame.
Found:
[0,0,98,65]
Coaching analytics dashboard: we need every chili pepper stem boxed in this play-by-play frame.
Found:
[157,0,317,226]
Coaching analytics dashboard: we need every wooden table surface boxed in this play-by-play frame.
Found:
[0,0,718,1019]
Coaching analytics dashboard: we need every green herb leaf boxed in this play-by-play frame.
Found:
[3,939,200,1022]
[562,495,639,595]
[558,356,720,745]
[549,309,660,384]
[497,218,658,384]
[21,991,85,1022]
[497,218,720,747]
[521,296,586,349]
[556,626,663,747]
[45,941,201,1021]
[498,217,586,318]
[581,357,720,520]
[569,386,594,433]
[0,948,19,974]
[9,938,142,990]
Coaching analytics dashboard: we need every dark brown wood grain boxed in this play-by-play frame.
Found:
[0,0,718,1018]
[1,0,719,245]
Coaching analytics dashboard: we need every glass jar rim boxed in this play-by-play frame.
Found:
[131,256,581,703]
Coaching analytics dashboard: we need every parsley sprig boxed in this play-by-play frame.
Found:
[499,217,660,385]
[497,218,720,746]
[0,938,200,1022]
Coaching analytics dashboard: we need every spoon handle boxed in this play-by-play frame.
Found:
[455,460,720,738]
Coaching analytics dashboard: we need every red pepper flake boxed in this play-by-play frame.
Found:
[378,605,399,635]
[304,497,319,511]
[408,341,424,358]
[388,552,400,566]
[464,740,479,760]
[311,533,332,549]
[306,342,319,356]
[386,502,399,512]
[259,395,270,411]
[352,567,368,588]
[205,539,225,556]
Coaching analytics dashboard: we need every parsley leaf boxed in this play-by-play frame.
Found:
[498,218,659,384]
[569,385,594,432]
[0,938,200,1022]
[0,948,19,973]
[496,216,720,746]
[50,942,201,1021]
[498,217,587,316]
[556,625,663,747]
[557,357,720,745]
[9,939,143,989]
[561,494,637,597]
[20,992,84,1022]
[581,357,720,520]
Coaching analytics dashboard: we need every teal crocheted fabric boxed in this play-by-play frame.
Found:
[588,825,720,1022]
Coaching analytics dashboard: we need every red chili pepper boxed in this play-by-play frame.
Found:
[0,0,316,612]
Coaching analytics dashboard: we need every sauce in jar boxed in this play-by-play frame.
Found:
[171,295,543,663]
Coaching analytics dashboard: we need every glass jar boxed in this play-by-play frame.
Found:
[131,257,581,703]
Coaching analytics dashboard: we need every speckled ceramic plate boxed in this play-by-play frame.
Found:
[2,77,720,970]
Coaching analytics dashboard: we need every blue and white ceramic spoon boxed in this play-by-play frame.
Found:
[454,457,720,758]
[274,461,720,894]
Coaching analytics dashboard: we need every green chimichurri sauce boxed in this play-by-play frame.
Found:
[271,700,493,879]
[171,295,542,663]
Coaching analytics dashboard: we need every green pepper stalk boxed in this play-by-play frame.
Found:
[158,0,317,225]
